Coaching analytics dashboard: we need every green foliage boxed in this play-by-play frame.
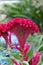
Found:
[0,35,43,64]
[1,0,43,32]
[23,61,29,65]
[27,46,33,62]
[38,44,43,52]
[11,53,22,62]
[28,35,43,65]
[28,35,43,49]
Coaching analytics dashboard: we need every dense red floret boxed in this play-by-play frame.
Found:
[7,18,39,33]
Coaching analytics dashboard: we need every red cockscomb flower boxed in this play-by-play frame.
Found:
[0,18,40,65]
[7,18,39,49]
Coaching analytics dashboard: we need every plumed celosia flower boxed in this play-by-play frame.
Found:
[0,18,40,65]
[29,52,40,65]
[7,18,39,48]
[0,24,8,47]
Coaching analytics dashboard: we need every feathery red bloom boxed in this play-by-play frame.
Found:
[0,18,40,65]
[7,18,39,48]
[7,18,40,65]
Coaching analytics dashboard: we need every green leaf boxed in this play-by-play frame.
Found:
[7,58,14,65]
[11,53,19,59]
[38,44,43,52]
[41,55,43,62]
[27,46,33,62]
[11,53,21,62]
[23,61,29,65]
[38,35,43,45]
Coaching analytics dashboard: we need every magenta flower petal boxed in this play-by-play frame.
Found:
[24,44,30,54]
[23,44,30,61]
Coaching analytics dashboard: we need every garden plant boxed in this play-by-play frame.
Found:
[0,18,42,65]
[0,0,43,65]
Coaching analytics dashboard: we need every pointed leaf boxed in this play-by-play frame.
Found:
[38,44,43,52]
[27,46,33,62]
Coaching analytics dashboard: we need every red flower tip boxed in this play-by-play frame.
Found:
[30,52,40,65]
[24,44,30,54]
[23,44,30,61]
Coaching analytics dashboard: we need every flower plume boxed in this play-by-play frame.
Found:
[7,18,39,48]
